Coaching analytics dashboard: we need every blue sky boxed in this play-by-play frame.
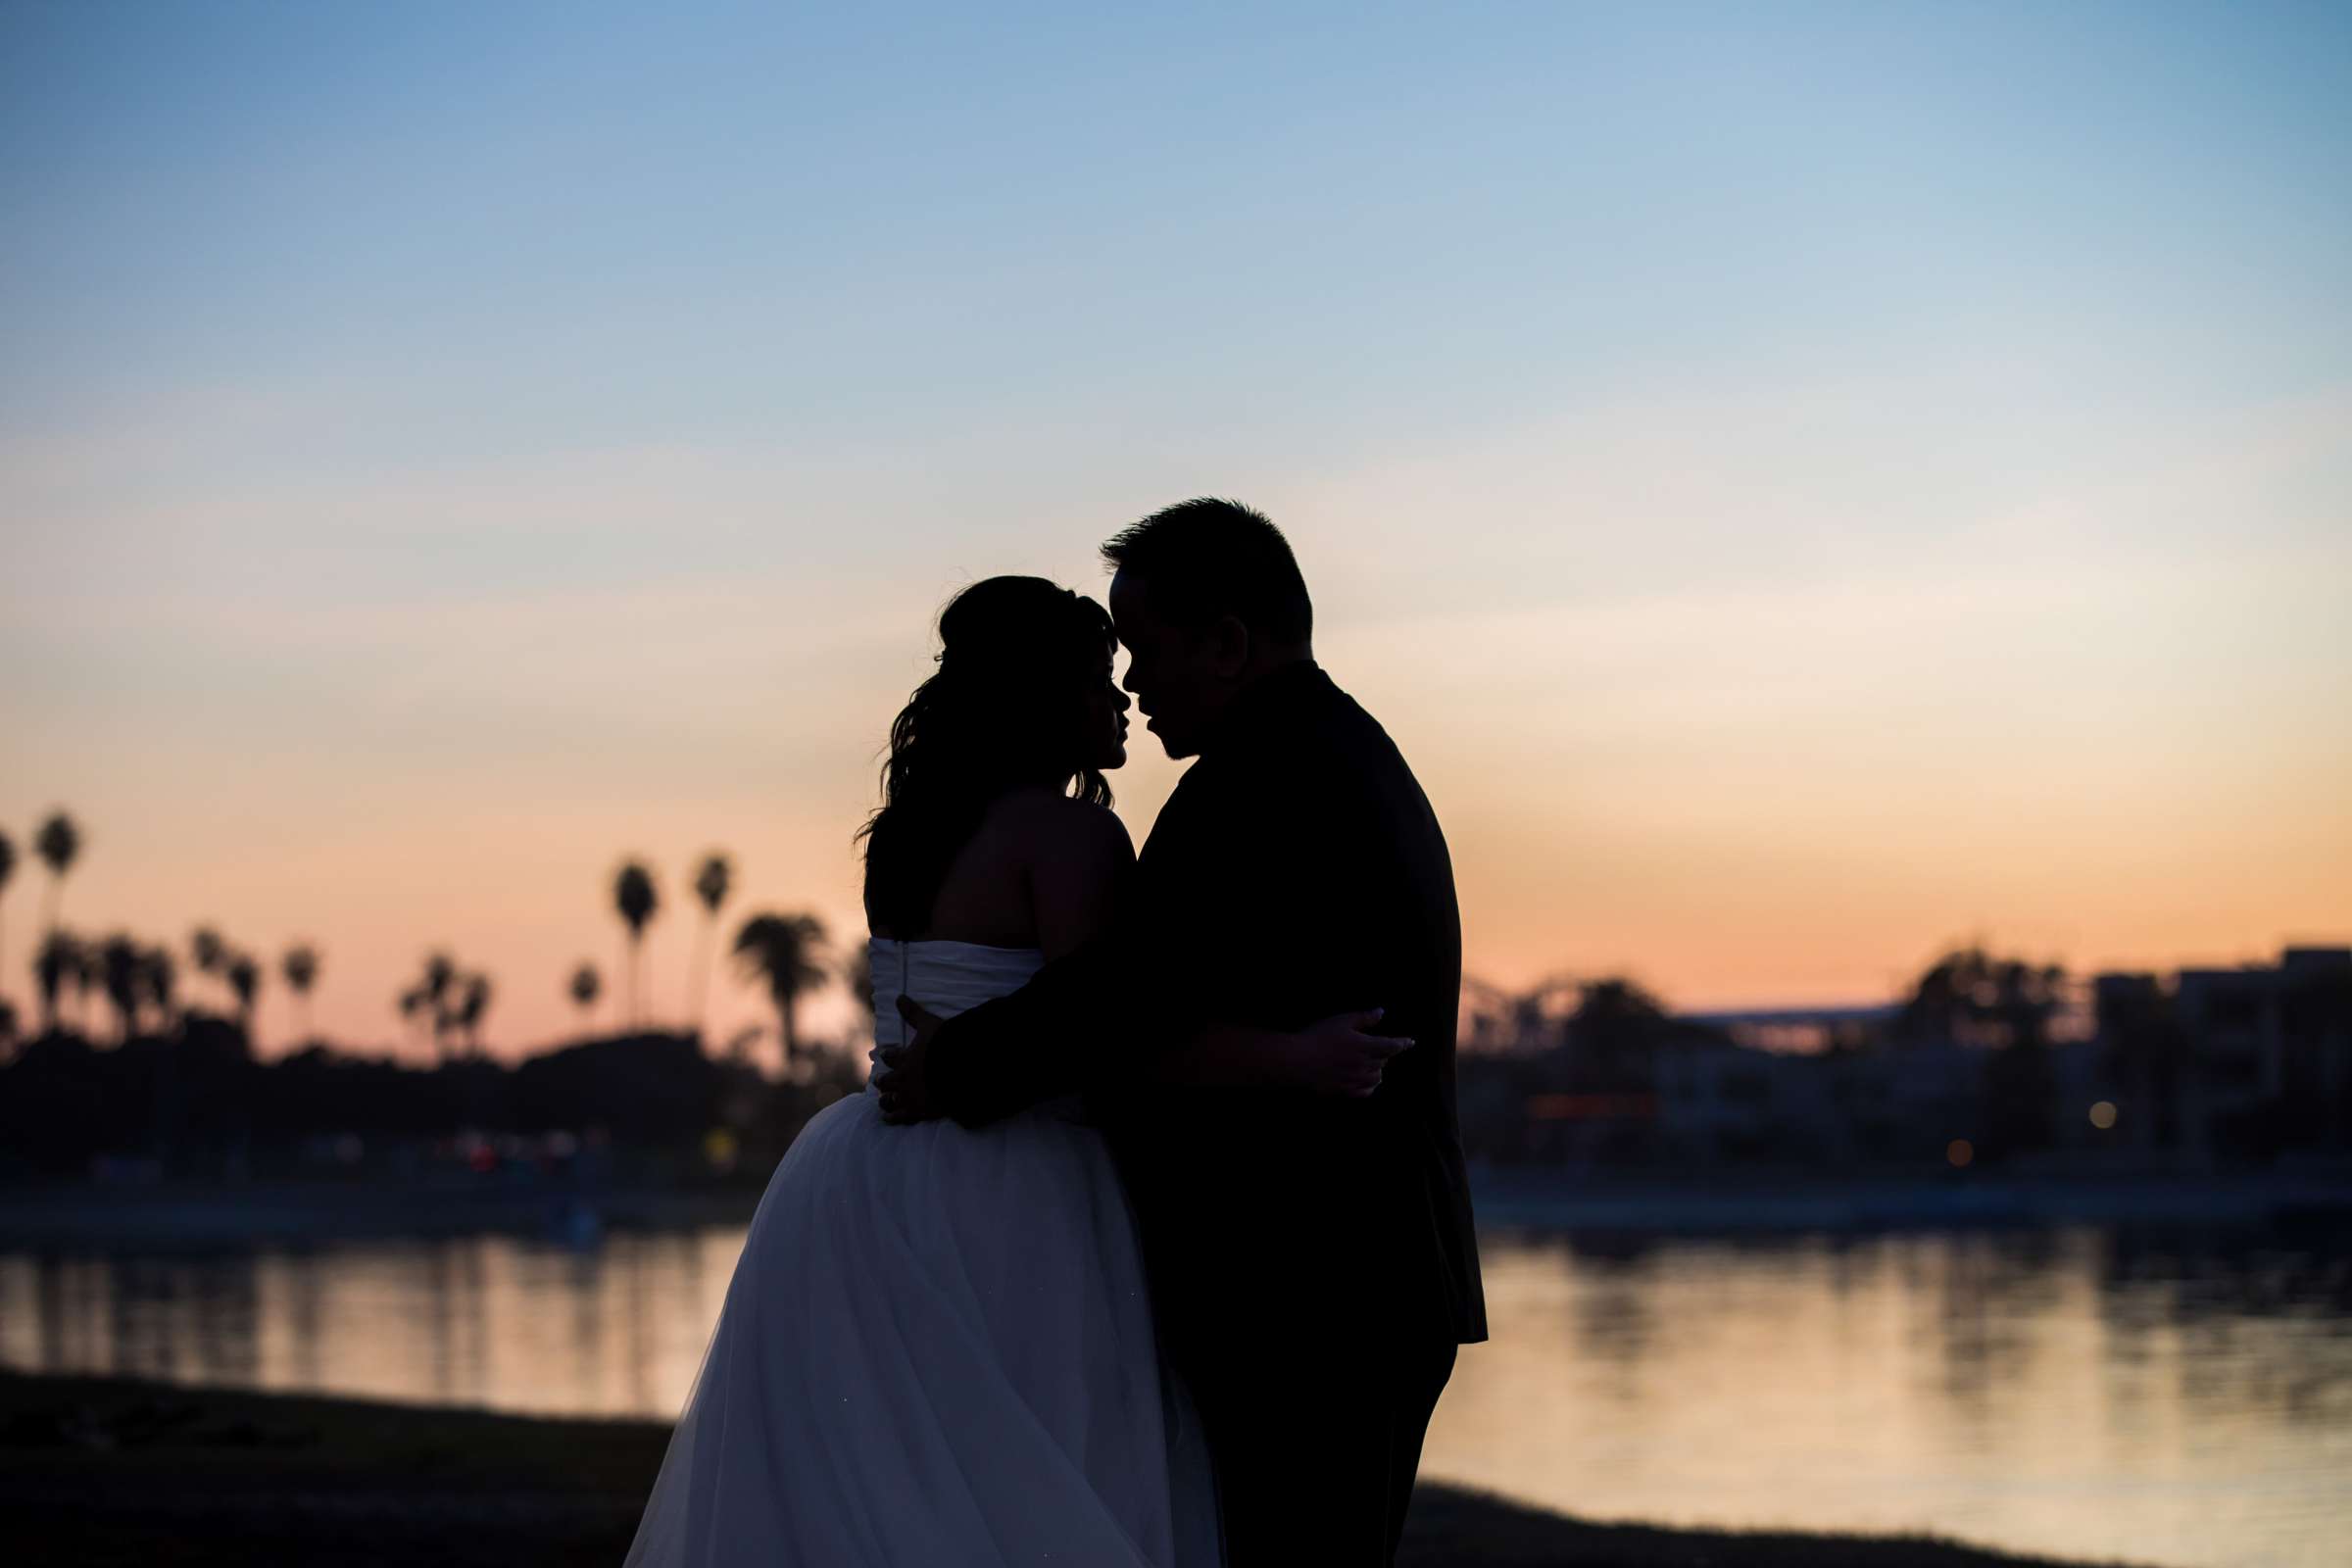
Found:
[4,2,2347,1054]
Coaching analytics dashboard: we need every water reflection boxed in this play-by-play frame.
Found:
[2,1225,2346,1568]
[1419,1226,2350,1568]
[0,1231,749,1419]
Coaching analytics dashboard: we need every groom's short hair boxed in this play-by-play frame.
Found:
[1102,498,1313,646]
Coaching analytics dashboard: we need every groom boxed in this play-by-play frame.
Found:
[883,498,1486,1565]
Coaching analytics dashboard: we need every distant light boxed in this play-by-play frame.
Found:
[2089,1101,2118,1130]
[1946,1139,1975,1168]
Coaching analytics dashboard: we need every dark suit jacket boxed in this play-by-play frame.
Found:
[924,662,1487,1357]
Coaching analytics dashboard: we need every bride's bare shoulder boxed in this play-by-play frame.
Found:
[990,785,1135,861]
[991,790,1133,956]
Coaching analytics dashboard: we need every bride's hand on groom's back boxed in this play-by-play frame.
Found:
[1278,1009,1410,1098]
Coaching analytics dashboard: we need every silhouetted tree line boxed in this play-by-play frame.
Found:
[0,812,871,1182]
[0,814,840,1064]
[8,806,2340,1179]
[0,1016,865,1181]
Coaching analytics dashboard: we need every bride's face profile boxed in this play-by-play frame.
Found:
[1081,650,1131,771]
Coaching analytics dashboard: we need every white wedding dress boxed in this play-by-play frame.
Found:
[624,938,1221,1568]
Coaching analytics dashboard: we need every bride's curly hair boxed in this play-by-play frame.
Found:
[858,576,1117,936]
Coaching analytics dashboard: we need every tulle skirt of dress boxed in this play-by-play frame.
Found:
[623,1083,1221,1567]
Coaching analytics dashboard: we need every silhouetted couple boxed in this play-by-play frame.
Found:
[626,500,1486,1566]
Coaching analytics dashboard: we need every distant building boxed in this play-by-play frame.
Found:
[1661,1004,1941,1164]
[1460,944,2350,1169]
[2095,946,2352,1160]
[1648,1033,1775,1161]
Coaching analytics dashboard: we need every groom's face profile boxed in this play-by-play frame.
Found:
[1108,568,1240,760]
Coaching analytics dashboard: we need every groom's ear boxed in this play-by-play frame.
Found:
[1206,612,1252,678]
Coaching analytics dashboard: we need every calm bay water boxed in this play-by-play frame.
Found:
[3,1223,2346,1568]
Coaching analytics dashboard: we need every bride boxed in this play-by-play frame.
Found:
[624,576,1398,1567]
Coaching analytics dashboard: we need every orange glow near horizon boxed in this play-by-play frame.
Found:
[4,562,2345,1069]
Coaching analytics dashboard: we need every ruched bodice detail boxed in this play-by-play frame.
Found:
[866,938,1047,1058]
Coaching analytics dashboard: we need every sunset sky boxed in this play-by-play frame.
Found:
[5,2,2347,1063]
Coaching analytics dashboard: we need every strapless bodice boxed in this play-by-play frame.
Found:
[865,938,1046,1062]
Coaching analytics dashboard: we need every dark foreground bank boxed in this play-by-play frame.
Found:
[0,1373,2142,1567]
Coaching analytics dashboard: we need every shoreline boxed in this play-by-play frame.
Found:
[1469,1167,2352,1236]
[0,1177,763,1249]
[3,1168,2347,1250]
[0,1371,2141,1567]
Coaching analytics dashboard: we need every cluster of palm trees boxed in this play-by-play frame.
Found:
[188,925,318,1041]
[3,810,92,1036]
[24,926,323,1048]
[586,852,837,1070]
[0,808,329,1050]
[397,952,492,1061]
[0,811,84,1021]
[2,809,844,1073]
[84,933,175,1045]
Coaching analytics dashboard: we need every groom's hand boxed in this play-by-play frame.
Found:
[1286,1008,1413,1097]
[876,997,946,1124]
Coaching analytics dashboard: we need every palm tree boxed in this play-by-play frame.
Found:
[688,852,734,1036]
[612,861,659,1028]
[99,932,143,1045]
[33,930,81,1035]
[33,810,80,937]
[731,911,828,1070]
[225,952,262,1043]
[0,828,15,1007]
[456,972,493,1056]
[422,951,458,1060]
[398,984,432,1057]
[568,962,602,1028]
[68,938,99,1033]
[138,944,177,1037]
[281,944,320,1044]
[191,925,228,1010]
